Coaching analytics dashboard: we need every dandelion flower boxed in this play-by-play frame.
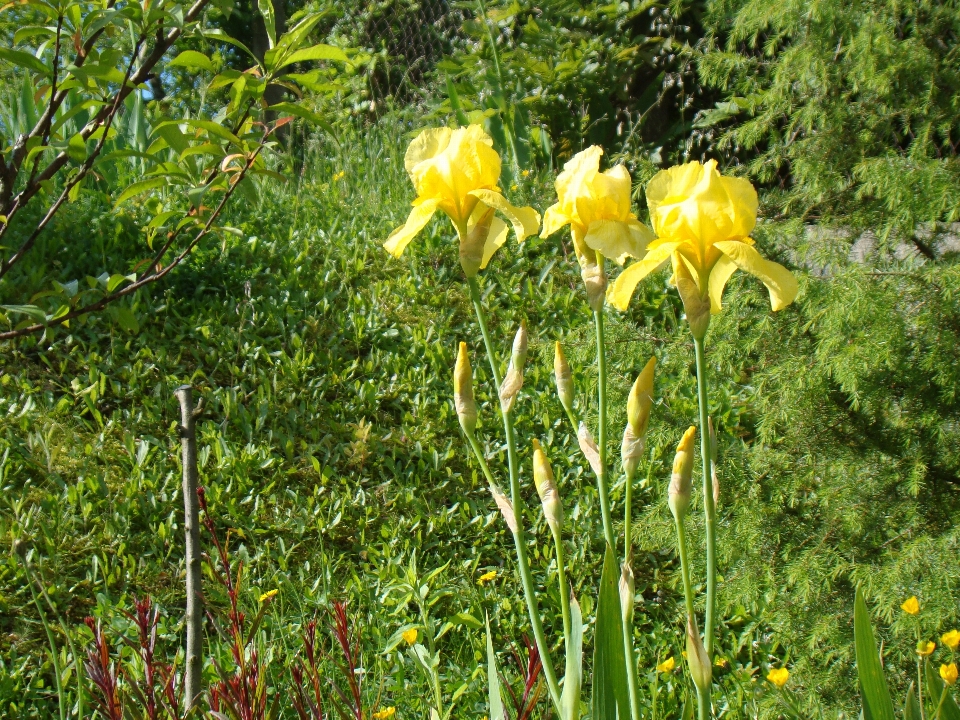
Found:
[259,589,278,603]
[941,663,958,686]
[401,628,418,645]
[478,570,498,585]
[917,641,936,657]
[902,596,920,615]
[656,656,676,673]
[373,707,396,719]
[767,667,789,688]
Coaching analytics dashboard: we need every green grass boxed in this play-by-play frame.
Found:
[3,118,960,719]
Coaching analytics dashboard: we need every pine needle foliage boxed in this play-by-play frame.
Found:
[696,0,960,251]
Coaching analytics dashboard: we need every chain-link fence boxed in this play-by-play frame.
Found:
[325,0,466,103]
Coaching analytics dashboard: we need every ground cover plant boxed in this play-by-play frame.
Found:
[4,0,960,719]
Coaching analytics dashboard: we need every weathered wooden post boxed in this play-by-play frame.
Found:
[175,385,202,710]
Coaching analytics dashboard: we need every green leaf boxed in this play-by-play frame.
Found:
[924,660,960,720]
[904,682,921,720]
[115,177,167,206]
[450,612,482,629]
[278,44,348,69]
[1,304,48,324]
[67,133,87,163]
[560,594,583,720]
[0,47,49,75]
[116,307,139,333]
[486,614,506,720]
[257,0,276,49]
[187,119,243,148]
[267,102,337,143]
[854,589,895,720]
[592,544,629,720]
[200,28,256,61]
[168,50,215,72]
[106,274,135,293]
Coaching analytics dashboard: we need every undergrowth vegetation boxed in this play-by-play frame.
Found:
[4,119,960,718]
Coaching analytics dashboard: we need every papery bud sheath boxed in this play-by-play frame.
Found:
[554,341,574,414]
[454,342,478,434]
[532,439,563,532]
[499,320,528,413]
[686,614,712,693]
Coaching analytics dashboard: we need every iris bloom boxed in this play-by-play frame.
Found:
[541,146,654,308]
[608,159,798,314]
[383,125,540,276]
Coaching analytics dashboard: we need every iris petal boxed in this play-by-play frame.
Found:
[714,240,798,311]
[384,198,442,257]
[469,189,541,242]
[583,219,654,265]
[607,241,681,310]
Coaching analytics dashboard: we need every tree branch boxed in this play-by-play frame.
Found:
[0,142,267,341]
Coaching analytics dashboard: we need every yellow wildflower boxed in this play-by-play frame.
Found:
[521,169,530,177]
[901,596,920,615]
[258,589,278,603]
[541,146,653,308]
[333,170,345,181]
[941,663,958,686]
[401,628,418,645]
[478,570,498,585]
[608,160,798,316]
[372,707,396,719]
[656,656,676,673]
[668,426,697,520]
[767,667,789,688]
[917,641,936,657]
[942,630,960,652]
[383,125,540,277]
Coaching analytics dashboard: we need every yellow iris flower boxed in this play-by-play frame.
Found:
[383,125,540,276]
[541,146,654,308]
[608,159,798,316]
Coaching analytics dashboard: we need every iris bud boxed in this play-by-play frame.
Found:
[668,426,696,520]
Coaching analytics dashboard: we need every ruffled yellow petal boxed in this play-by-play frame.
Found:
[541,202,571,238]
[480,216,509,269]
[583,219,654,265]
[607,241,682,311]
[713,240,798,311]
[384,197,442,258]
[707,254,737,313]
[405,127,453,179]
[721,175,758,240]
[555,146,603,215]
[468,189,540,241]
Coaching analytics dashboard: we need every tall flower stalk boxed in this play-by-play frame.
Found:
[612,159,798,718]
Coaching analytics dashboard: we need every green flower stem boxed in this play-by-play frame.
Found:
[693,335,717,657]
[592,310,617,551]
[594,308,641,720]
[624,467,635,564]
[466,275,562,713]
[550,526,573,643]
[674,517,696,623]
